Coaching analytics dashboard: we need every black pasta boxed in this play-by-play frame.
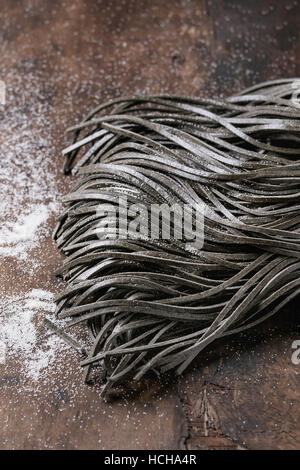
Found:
[53,79,300,396]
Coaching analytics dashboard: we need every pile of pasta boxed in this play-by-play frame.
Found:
[54,79,300,396]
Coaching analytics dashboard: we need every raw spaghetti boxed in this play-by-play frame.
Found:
[53,79,300,396]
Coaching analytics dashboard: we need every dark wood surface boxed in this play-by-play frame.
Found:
[0,0,299,450]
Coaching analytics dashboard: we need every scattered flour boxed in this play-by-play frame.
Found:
[0,204,53,258]
[0,288,70,382]
[0,69,65,385]
[0,56,101,391]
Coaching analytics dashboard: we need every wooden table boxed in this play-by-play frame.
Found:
[0,0,299,450]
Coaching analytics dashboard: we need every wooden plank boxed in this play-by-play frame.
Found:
[0,0,299,450]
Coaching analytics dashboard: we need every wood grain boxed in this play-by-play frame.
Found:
[0,0,299,450]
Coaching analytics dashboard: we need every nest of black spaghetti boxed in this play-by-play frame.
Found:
[53,79,300,397]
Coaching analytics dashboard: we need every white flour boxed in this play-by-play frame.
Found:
[0,70,68,385]
[0,50,104,388]
[0,204,53,258]
[0,289,70,382]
